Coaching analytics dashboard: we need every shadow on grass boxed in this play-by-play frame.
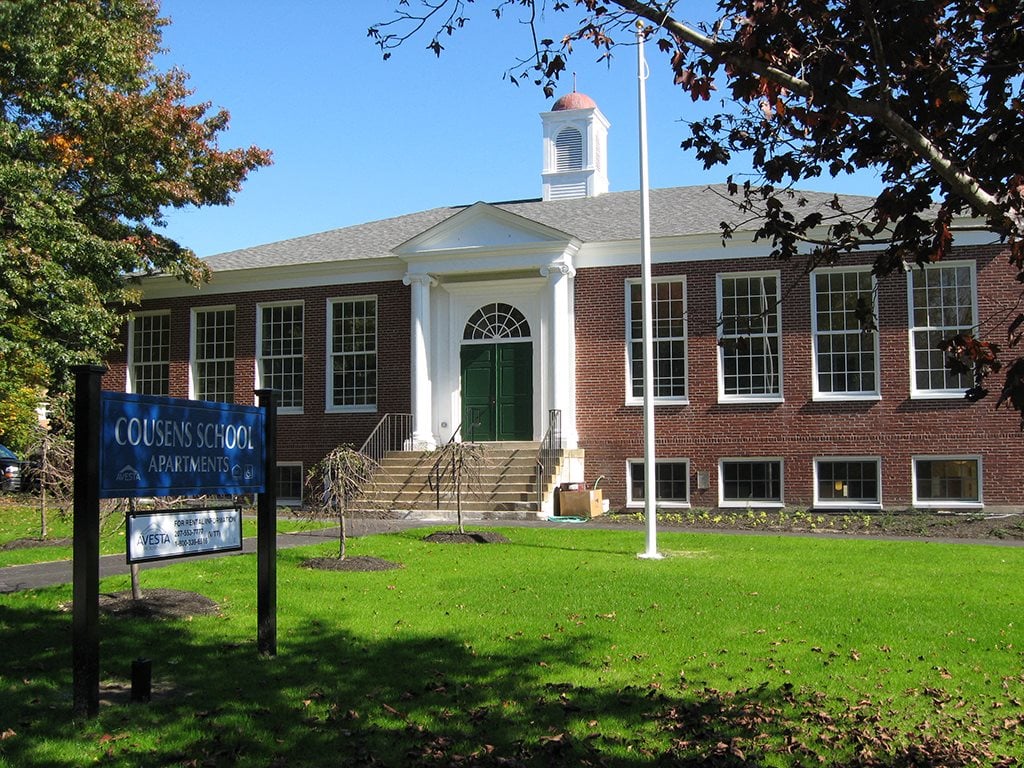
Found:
[0,598,1015,767]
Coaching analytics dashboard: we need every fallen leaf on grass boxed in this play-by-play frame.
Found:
[539,731,571,745]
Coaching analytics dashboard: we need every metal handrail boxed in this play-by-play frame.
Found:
[428,422,461,501]
[428,409,481,509]
[535,409,563,513]
[358,413,413,465]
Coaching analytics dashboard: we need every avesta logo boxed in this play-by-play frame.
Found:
[116,464,141,482]
[137,523,171,549]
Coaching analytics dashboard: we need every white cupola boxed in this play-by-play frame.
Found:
[540,90,610,201]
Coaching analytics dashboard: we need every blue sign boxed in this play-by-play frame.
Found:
[99,392,265,498]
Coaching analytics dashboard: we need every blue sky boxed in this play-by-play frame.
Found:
[155,1,880,258]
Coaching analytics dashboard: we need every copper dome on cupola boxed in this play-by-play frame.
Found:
[551,91,598,111]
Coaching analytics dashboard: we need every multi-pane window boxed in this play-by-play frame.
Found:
[129,312,170,396]
[329,297,377,410]
[258,303,304,411]
[909,263,976,396]
[276,463,304,506]
[627,459,689,507]
[193,308,235,403]
[720,459,783,506]
[815,458,881,507]
[812,268,879,397]
[718,272,782,399]
[913,457,981,506]
[627,278,687,401]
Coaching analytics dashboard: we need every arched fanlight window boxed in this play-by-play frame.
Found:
[463,303,531,340]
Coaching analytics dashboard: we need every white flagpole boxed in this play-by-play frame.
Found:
[637,21,662,560]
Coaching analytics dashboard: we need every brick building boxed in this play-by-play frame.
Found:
[105,92,1024,514]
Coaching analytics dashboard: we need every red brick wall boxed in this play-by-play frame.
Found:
[104,280,411,474]
[103,242,1024,514]
[575,245,1024,511]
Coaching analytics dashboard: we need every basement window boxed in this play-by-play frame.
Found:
[814,458,881,508]
[626,459,689,508]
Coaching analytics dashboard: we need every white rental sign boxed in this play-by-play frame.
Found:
[127,508,243,563]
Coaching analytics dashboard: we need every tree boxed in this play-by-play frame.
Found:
[28,428,74,540]
[369,0,1024,415]
[306,445,379,560]
[0,338,46,452]
[429,440,485,535]
[0,0,271,403]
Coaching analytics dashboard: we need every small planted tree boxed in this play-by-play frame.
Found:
[28,430,74,539]
[306,445,379,560]
[429,441,485,535]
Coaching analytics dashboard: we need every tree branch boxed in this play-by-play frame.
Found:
[611,0,1011,232]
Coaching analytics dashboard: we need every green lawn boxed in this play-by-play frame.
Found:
[1,526,1022,766]
[0,500,330,567]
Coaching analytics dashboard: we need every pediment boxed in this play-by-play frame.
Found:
[394,202,574,257]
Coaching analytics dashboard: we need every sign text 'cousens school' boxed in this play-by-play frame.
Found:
[99,392,265,498]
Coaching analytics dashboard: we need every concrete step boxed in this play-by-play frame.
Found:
[358,443,556,519]
[379,507,541,523]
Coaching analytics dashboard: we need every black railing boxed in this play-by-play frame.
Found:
[461,405,489,443]
[428,423,461,508]
[535,409,563,513]
[428,405,489,509]
[359,413,413,465]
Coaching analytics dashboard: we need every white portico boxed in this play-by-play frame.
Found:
[396,203,580,449]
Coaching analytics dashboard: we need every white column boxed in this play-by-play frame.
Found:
[541,262,578,448]
[402,273,437,449]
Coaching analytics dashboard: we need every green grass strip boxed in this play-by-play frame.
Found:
[1,527,1022,766]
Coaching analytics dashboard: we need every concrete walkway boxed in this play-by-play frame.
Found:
[0,518,424,594]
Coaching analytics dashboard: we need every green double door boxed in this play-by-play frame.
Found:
[460,342,533,441]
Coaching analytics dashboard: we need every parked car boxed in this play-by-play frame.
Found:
[0,444,25,491]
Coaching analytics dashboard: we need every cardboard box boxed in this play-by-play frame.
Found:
[557,488,604,518]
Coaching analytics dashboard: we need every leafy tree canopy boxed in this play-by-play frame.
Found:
[370,0,1024,412]
[0,0,271,429]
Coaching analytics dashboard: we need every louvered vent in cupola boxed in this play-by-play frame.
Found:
[549,181,587,200]
[555,128,584,171]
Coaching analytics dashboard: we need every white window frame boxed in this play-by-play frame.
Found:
[554,126,584,171]
[719,458,785,508]
[907,261,978,399]
[276,462,304,507]
[625,458,690,509]
[813,456,883,509]
[717,270,784,403]
[326,295,378,413]
[190,305,236,403]
[126,310,171,396]
[912,455,982,508]
[624,276,689,405]
[256,300,304,415]
[810,267,880,401]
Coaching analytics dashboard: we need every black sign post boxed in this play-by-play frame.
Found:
[255,389,278,656]
[70,377,277,716]
[72,365,105,718]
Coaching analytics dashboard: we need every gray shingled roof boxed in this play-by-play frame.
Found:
[203,184,875,272]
